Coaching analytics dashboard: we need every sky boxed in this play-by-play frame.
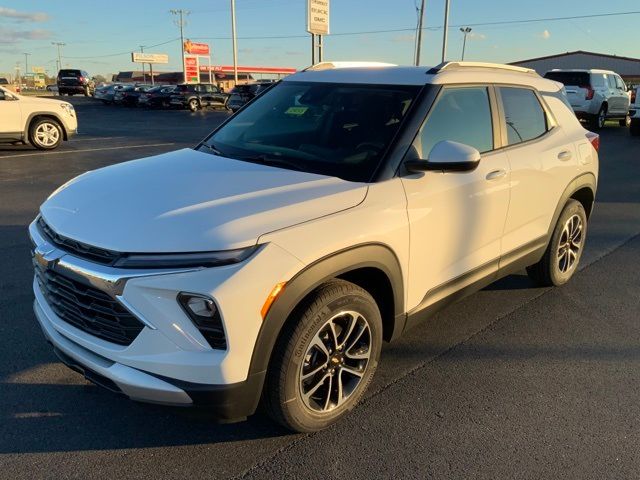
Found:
[1,0,639,78]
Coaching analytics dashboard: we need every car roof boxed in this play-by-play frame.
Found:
[284,62,562,93]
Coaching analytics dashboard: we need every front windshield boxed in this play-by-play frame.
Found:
[200,81,421,182]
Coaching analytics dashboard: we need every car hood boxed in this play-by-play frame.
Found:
[40,148,368,252]
[17,94,71,108]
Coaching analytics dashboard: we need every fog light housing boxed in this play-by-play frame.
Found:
[177,293,226,350]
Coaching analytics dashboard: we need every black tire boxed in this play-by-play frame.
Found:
[590,104,607,130]
[619,116,631,127]
[527,199,587,287]
[29,117,63,150]
[188,98,199,112]
[264,279,382,432]
[630,119,640,136]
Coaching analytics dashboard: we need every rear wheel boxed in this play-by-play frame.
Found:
[29,118,63,150]
[527,199,587,287]
[620,115,631,127]
[265,280,382,432]
[188,98,199,112]
[590,104,607,130]
[630,119,640,136]
[84,87,90,97]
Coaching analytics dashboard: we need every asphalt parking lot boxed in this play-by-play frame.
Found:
[1,97,640,479]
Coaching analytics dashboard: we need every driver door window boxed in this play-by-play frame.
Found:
[414,86,493,158]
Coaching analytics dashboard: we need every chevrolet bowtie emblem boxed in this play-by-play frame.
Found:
[33,244,63,269]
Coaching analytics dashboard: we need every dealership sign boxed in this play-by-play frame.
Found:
[307,0,329,35]
[131,52,169,64]
[184,40,210,55]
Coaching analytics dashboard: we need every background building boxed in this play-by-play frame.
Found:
[510,50,640,84]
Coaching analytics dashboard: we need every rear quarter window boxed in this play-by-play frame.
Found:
[498,87,548,145]
[591,74,606,87]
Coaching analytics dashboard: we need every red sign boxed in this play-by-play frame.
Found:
[184,55,200,84]
[184,40,210,55]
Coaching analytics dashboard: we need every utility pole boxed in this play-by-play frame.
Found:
[231,0,238,86]
[23,52,31,75]
[51,42,65,73]
[415,0,426,66]
[441,0,450,63]
[14,62,21,86]
[140,45,146,83]
[170,9,190,83]
[459,27,471,60]
[311,33,316,65]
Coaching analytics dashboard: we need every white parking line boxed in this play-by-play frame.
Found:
[73,136,128,141]
[0,143,177,159]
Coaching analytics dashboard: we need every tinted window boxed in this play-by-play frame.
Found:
[416,87,493,156]
[202,81,420,182]
[544,71,590,86]
[499,87,547,145]
[58,69,81,78]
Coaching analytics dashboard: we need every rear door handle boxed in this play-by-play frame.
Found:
[558,150,572,161]
[486,169,507,181]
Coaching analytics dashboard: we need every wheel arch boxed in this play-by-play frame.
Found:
[547,172,597,238]
[248,243,406,379]
[24,112,68,141]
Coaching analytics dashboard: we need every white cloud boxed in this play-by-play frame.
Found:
[468,32,487,40]
[0,7,49,22]
[538,30,551,40]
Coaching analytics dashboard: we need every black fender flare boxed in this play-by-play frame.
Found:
[23,112,69,140]
[546,172,597,239]
[247,243,405,379]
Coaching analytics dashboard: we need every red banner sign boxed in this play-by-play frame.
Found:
[184,55,200,84]
[184,40,210,55]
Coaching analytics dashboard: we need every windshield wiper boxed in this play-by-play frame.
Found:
[236,153,303,172]
[200,142,224,156]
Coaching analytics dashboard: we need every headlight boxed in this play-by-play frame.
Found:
[112,246,258,269]
[60,103,75,116]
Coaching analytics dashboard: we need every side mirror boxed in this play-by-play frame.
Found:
[405,140,481,173]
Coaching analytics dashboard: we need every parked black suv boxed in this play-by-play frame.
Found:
[57,69,95,96]
[169,83,228,111]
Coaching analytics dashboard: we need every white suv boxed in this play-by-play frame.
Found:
[0,86,77,150]
[30,62,599,432]
[544,69,630,129]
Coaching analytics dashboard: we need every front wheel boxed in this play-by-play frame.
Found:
[188,99,199,112]
[527,199,587,287]
[265,280,382,432]
[29,118,63,150]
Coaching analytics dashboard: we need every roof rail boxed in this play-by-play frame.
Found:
[304,61,397,71]
[428,61,538,75]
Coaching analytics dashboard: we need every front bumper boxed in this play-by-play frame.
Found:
[29,219,304,418]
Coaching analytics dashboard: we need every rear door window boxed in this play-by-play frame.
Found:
[415,86,494,157]
[498,87,548,145]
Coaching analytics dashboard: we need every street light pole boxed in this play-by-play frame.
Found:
[460,27,471,60]
[231,0,238,86]
[23,53,31,75]
[415,0,426,66]
[441,0,450,63]
[170,9,190,83]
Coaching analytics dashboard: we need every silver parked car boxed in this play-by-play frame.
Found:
[544,69,631,129]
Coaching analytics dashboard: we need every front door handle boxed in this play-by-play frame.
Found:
[486,169,507,181]
[558,150,572,161]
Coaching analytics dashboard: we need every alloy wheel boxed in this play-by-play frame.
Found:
[299,310,371,413]
[557,214,583,273]
[34,122,60,147]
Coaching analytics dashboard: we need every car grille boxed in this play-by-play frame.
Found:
[34,262,144,346]
[37,217,120,266]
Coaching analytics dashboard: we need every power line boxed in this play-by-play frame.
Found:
[51,10,640,60]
